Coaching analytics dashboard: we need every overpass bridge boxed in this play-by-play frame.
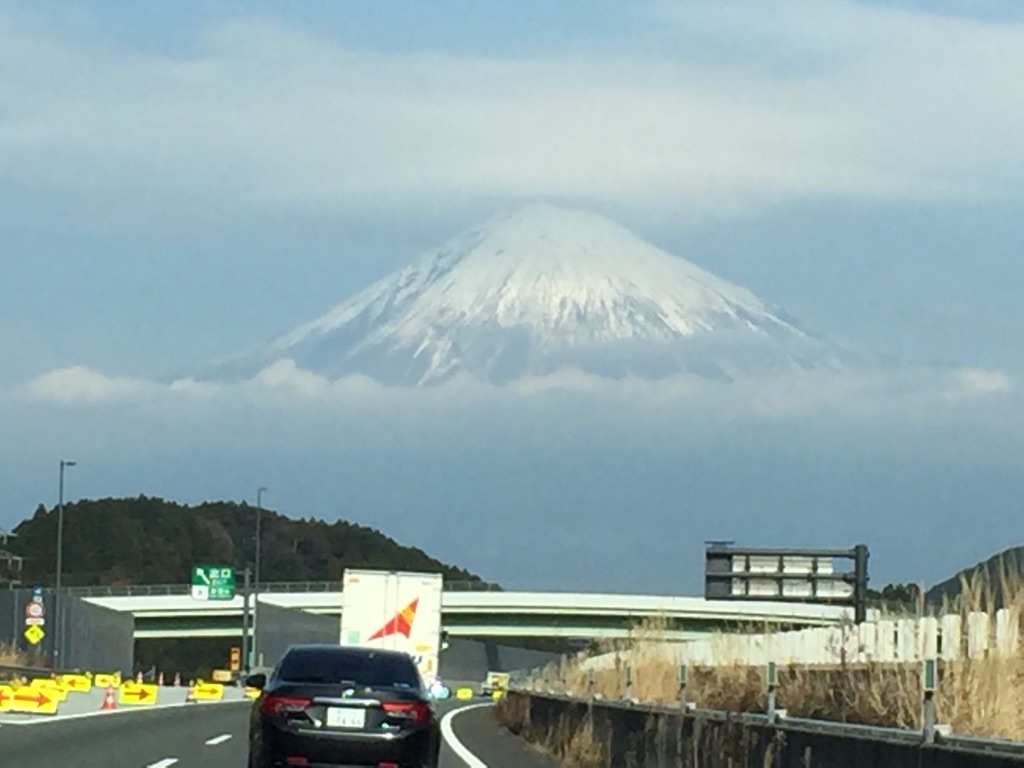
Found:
[66,582,854,642]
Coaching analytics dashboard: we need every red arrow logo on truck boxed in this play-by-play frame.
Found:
[368,598,419,641]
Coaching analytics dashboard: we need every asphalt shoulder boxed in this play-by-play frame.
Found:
[444,702,559,768]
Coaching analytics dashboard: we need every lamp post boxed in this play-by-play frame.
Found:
[252,486,267,669]
[55,459,76,665]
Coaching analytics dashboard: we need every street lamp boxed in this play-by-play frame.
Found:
[55,459,77,665]
[252,486,267,669]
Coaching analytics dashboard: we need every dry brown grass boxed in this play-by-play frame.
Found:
[495,689,608,767]
[527,561,1024,741]
[0,642,26,666]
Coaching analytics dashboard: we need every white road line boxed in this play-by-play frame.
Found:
[4,697,244,726]
[205,733,232,746]
[146,759,178,768]
[440,703,493,768]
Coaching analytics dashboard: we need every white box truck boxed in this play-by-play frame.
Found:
[339,568,445,687]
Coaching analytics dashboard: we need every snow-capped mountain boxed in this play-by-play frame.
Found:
[201,204,850,386]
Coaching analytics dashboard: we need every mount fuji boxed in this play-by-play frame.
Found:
[200,204,855,387]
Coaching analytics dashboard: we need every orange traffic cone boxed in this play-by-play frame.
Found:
[157,672,164,686]
[101,686,117,710]
[136,670,143,684]
[186,684,195,703]
[173,673,181,687]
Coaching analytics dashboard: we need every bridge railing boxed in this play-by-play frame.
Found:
[62,580,504,597]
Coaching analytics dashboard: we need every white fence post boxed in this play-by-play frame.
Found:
[967,612,991,659]
[995,608,1019,658]
[940,614,962,661]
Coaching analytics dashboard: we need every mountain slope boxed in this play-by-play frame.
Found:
[9,497,488,587]
[202,204,850,386]
[925,546,1024,609]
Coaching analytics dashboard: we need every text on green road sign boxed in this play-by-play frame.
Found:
[191,564,236,600]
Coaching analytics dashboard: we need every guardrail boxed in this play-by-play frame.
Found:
[0,663,52,680]
[0,662,92,681]
[499,690,1024,767]
[57,580,505,597]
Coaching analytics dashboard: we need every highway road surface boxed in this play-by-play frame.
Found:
[0,697,558,768]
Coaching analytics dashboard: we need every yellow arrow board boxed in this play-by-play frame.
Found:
[190,683,224,701]
[59,674,92,693]
[456,687,474,700]
[8,686,59,715]
[94,673,119,689]
[118,682,158,706]
[23,624,44,645]
[0,684,13,712]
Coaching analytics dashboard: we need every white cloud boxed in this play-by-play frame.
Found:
[21,365,154,405]
[14,361,1019,434]
[948,367,1014,397]
[19,365,219,405]
[1,2,1023,226]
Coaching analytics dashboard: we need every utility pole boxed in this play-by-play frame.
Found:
[54,459,76,666]
[252,486,267,669]
[241,567,252,675]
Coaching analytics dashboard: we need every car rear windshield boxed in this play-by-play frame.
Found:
[277,649,422,688]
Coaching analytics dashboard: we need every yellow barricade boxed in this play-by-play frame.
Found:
[8,685,59,715]
[118,682,158,706]
[59,674,92,693]
[94,673,119,689]
[29,678,68,702]
[189,682,224,702]
[0,684,13,712]
[244,686,260,699]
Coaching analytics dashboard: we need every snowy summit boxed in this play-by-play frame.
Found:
[203,204,845,386]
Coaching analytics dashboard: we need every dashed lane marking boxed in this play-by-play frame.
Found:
[205,733,232,746]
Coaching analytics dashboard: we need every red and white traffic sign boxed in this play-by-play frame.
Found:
[24,601,45,626]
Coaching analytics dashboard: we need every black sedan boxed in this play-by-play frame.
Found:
[246,643,441,768]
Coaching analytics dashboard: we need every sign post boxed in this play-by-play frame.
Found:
[241,567,252,674]
[191,565,236,601]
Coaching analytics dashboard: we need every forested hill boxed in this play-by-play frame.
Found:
[4,496,487,587]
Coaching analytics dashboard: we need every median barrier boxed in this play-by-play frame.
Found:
[498,691,1024,768]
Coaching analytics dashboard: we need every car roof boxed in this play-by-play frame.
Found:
[281,643,412,660]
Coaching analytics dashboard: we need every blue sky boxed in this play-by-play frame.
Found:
[3,0,1024,591]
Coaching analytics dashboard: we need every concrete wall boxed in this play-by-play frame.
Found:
[254,599,339,669]
[438,638,561,684]
[0,589,133,674]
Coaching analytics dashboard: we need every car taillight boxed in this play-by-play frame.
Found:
[381,701,430,724]
[262,695,311,716]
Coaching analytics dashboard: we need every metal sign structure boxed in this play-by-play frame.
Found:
[703,542,870,623]
[191,565,236,601]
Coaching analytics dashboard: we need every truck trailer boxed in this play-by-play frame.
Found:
[339,568,445,687]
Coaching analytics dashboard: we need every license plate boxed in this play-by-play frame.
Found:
[326,707,366,729]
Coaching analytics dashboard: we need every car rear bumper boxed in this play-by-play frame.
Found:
[259,725,436,767]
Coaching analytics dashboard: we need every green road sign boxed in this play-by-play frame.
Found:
[191,564,236,601]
